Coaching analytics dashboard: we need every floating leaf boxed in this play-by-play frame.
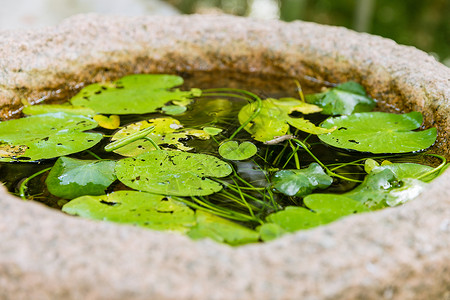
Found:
[219,141,257,161]
[162,105,187,115]
[62,191,196,232]
[238,97,334,142]
[272,163,333,197]
[345,168,427,209]
[373,162,433,181]
[319,112,437,153]
[305,81,376,115]
[304,193,369,223]
[364,158,380,173]
[110,117,210,156]
[45,157,117,199]
[266,194,368,232]
[187,210,259,246]
[22,104,96,117]
[115,150,232,196]
[93,115,120,129]
[0,112,102,162]
[203,127,223,136]
[70,74,201,115]
[266,206,321,231]
[258,223,286,242]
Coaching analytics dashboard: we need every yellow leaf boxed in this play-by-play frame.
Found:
[93,115,120,129]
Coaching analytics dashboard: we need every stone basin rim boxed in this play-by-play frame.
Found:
[0,14,449,300]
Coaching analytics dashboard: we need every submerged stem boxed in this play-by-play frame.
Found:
[19,167,52,200]
[292,139,362,183]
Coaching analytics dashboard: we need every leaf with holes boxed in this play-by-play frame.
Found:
[305,81,376,115]
[319,112,437,154]
[115,150,232,196]
[110,117,210,156]
[219,141,257,160]
[0,112,102,162]
[238,97,334,142]
[272,163,333,197]
[187,210,259,246]
[23,104,96,116]
[45,157,117,199]
[62,191,196,232]
[70,74,201,115]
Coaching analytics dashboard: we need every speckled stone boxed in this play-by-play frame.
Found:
[0,14,449,300]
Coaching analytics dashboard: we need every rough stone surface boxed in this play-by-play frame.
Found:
[0,14,449,300]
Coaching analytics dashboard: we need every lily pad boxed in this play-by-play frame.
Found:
[187,210,259,246]
[70,74,201,115]
[266,194,369,232]
[23,104,96,117]
[219,141,257,161]
[272,163,333,197]
[0,112,102,162]
[45,157,117,199]
[202,127,223,136]
[305,81,376,115]
[258,223,286,242]
[161,105,187,115]
[345,168,427,209]
[110,117,210,156]
[238,97,334,142]
[318,112,437,153]
[62,191,196,232]
[115,150,232,196]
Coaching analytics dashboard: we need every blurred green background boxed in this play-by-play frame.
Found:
[162,0,450,66]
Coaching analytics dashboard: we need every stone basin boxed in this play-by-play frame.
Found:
[0,14,449,299]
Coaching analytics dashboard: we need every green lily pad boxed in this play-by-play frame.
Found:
[272,163,333,197]
[238,97,334,142]
[258,223,286,242]
[266,206,322,231]
[0,112,102,162]
[62,191,196,232]
[318,112,437,153]
[115,150,232,196]
[187,210,259,246]
[202,127,223,136]
[161,105,187,115]
[304,193,370,223]
[70,74,201,115]
[305,81,376,115]
[219,141,257,161]
[345,168,427,209]
[22,104,96,116]
[110,117,210,156]
[45,157,117,199]
[266,194,369,232]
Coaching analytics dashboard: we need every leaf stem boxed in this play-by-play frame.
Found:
[19,167,52,200]
[292,139,362,183]
[417,154,447,181]
[104,126,155,152]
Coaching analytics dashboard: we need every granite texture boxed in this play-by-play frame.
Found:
[0,14,449,300]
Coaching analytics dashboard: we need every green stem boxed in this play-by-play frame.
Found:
[288,140,301,169]
[104,126,155,152]
[292,139,362,183]
[86,150,102,160]
[19,167,52,200]
[143,137,161,150]
[417,154,447,180]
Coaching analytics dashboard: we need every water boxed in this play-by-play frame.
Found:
[0,71,439,222]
